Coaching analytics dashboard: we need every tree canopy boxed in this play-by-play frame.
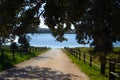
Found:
[0,0,43,43]
[0,0,120,75]
[0,0,120,52]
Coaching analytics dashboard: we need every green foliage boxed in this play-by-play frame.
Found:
[18,35,30,50]
[43,0,89,41]
[0,0,120,52]
[10,42,18,49]
[0,0,44,44]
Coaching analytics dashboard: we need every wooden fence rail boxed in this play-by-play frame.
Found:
[0,47,47,63]
[66,48,100,68]
[65,47,120,80]
[109,59,120,80]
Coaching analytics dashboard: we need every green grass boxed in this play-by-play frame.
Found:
[70,47,120,67]
[63,50,108,80]
[0,48,49,71]
[64,47,120,80]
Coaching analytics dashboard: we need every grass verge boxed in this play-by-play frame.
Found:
[0,48,49,71]
[63,50,108,80]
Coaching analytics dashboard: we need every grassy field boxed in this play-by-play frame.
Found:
[0,47,49,71]
[74,47,120,66]
[63,47,120,80]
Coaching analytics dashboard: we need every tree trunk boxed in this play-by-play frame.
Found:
[100,54,106,75]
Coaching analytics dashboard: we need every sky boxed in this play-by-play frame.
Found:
[39,16,48,28]
[38,3,48,28]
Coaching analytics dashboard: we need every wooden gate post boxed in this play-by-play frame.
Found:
[84,52,86,63]
[100,56,106,75]
[109,59,115,80]
[79,52,81,60]
[90,54,92,67]
[75,50,77,58]
[1,49,4,64]
[12,49,15,60]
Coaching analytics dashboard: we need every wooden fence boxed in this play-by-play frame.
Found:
[65,47,120,80]
[65,48,100,68]
[109,59,120,80]
[0,47,47,63]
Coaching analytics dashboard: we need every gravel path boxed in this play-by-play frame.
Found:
[0,49,89,80]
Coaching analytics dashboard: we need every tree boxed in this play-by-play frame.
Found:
[0,0,44,45]
[42,0,120,75]
[75,0,120,75]
[0,0,120,75]
[0,0,24,45]
[43,0,89,41]
[10,42,18,50]
[18,34,30,52]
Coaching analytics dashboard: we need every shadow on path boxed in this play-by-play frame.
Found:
[34,56,52,60]
[0,66,79,80]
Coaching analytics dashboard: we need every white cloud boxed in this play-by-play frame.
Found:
[39,16,48,28]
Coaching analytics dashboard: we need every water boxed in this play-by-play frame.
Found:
[28,34,90,48]
[5,33,120,48]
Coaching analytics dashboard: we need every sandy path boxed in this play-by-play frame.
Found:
[0,49,89,80]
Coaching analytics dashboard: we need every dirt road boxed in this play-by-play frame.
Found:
[0,49,89,80]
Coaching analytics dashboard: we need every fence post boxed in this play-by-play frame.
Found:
[84,52,86,63]
[31,47,33,52]
[37,47,38,52]
[35,47,37,52]
[70,49,72,55]
[38,47,40,52]
[33,47,35,52]
[36,47,37,52]
[90,54,92,67]
[70,49,72,54]
[20,49,22,57]
[1,49,4,64]
[73,50,75,57]
[75,50,77,58]
[74,50,76,58]
[32,47,34,52]
[12,49,15,60]
[79,52,81,60]
[109,59,115,80]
